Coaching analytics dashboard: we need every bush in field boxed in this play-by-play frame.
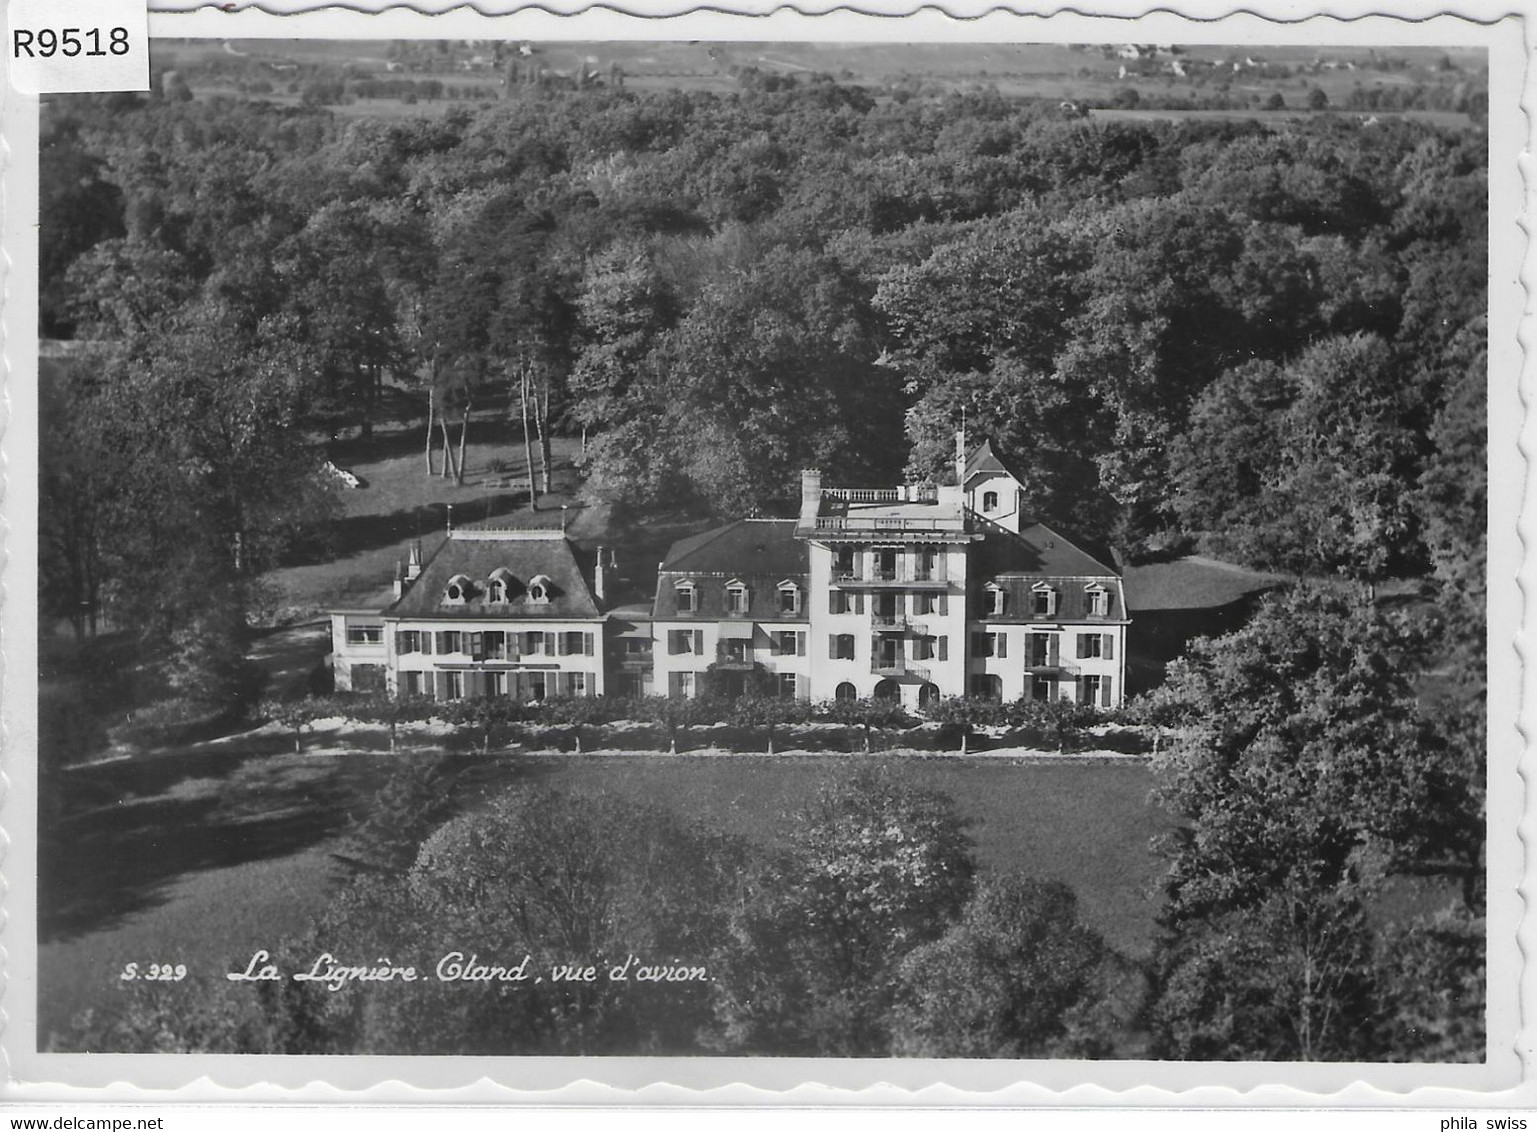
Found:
[712,766,975,1055]
[302,786,751,1055]
[891,874,1118,1057]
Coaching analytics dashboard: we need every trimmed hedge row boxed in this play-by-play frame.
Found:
[258,693,1151,755]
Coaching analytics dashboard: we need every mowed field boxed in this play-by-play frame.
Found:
[158,38,1483,126]
[37,750,1169,1042]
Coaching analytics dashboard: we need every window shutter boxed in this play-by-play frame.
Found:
[938,636,948,662]
[1047,589,1058,616]
[694,629,704,654]
[1101,676,1112,708]
[854,593,865,615]
[1103,634,1114,661]
[470,632,483,659]
[938,592,948,615]
[544,632,556,656]
[421,632,433,655]
[1048,634,1059,665]
[1077,634,1089,660]
[435,631,446,653]
[996,632,1007,658]
[584,633,594,656]
[797,632,806,657]
[829,635,839,660]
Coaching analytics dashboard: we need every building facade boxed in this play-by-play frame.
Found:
[330,441,1128,709]
[331,527,606,701]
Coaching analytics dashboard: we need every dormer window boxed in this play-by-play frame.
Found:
[1031,582,1058,618]
[985,582,1005,617]
[675,579,697,613]
[725,580,750,616]
[777,581,801,616]
[444,574,474,605]
[1086,583,1110,616]
[528,574,553,605]
[486,567,516,604]
[982,490,999,512]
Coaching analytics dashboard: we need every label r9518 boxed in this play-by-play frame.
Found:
[13,27,130,58]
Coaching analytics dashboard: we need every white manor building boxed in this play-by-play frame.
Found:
[331,527,607,701]
[330,439,1128,709]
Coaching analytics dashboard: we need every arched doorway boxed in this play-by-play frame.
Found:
[873,678,901,703]
[918,682,940,710]
[835,681,858,702]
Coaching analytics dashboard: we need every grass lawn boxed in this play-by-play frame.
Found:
[39,749,1170,1041]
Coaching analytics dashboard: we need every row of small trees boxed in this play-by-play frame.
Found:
[256,691,1120,756]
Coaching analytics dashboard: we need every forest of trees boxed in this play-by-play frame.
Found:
[38,65,1487,1060]
[42,77,1484,644]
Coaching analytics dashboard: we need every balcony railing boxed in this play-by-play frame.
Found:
[870,659,931,681]
[1024,657,1081,677]
[832,569,947,588]
[821,486,940,504]
[813,515,964,533]
[871,615,928,634]
[714,644,756,670]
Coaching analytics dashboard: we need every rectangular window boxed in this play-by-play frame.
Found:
[916,593,937,616]
[972,631,994,658]
[834,547,856,576]
[1089,589,1110,616]
[676,585,696,613]
[993,631,1007,658]
[444,671,464,701]
[1085,634,1104,659]
[779,588,799,615]
[403,671,424,697]
[484,631,506,659]
[395,629,418,653]
[569,672,588,696]
[777,673,798,699]
[1028,633,1050,667]
[727,587,749,615]
[624,638,650,655]
[987,589,1005,617]
[672,671,695,699]
[1081,675,1102,706]
[914,636,935,661]
[832,634,856,661]
[916,548,937,582]
[829,590,848,615]
[564,631,586,655]
[1033,589,1055,617]
[346,625,383,645]
[438,631,462,655]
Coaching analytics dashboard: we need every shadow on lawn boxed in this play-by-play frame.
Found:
[39,746,541,943]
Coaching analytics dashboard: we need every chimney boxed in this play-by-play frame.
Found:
[445,504,454,534]
[594,545,607,603]
[801,468,822,505]
[954,428,967,488]
[393,559,406,600]
[406,540,423,582]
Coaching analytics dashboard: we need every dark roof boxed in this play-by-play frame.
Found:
[972,521,1119,578]
[385,531,601,620]
[968,523,1125,622]
[654,519,810,621]
[962,438,1028,487]
[660,519,806,574]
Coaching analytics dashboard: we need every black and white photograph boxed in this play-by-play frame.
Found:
[3,5,1524,1101]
